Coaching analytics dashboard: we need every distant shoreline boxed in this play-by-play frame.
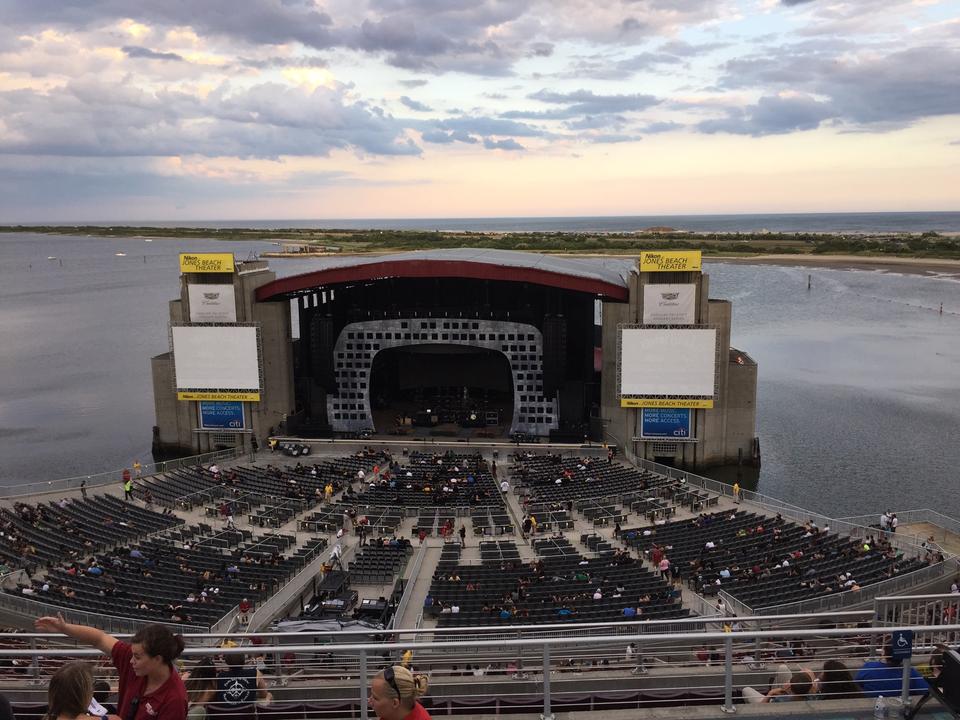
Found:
[706,254,960,278]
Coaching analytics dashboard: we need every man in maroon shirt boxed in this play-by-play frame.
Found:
[36,614,187,720]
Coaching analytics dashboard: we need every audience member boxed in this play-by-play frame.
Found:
[35,614,187,720]
[369,665,431,720]
[854,644,929,698]
[216,652,272,707]
[818,660,862,700]
[184,661,217,720]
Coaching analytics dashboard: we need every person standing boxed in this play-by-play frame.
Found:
[35,614,187,720]
[122,469,133,501]
[732,482,741,503]
[458,525,466,547]
[133,460,143,478]
[80,479,87,500]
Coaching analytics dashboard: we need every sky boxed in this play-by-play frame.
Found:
[0,0,958,222]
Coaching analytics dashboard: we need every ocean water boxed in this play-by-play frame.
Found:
[0,232,958,520]
[10,211,960,234]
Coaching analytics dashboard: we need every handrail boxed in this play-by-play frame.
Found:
[391,541,428,630]
[244,541,337,633]
[0,447,243,499]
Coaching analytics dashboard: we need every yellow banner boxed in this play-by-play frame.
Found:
[621,398,713,409]
[179,253,235,273]
[639,251,702,273]
[178,391,260,402]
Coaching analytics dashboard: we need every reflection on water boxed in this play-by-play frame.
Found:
[0,235,958,519]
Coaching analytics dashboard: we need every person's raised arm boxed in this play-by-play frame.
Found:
[35,613,118,654]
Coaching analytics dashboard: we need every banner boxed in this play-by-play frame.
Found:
[640,408,692,439]
[188,284,237,322]
[639,251,702,273]
[621,398,713,409]
[179,253,235,273]
[199,401,245,430]
[643,283,696,324]
[178,391,260,402]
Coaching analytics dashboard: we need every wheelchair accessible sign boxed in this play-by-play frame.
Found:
[891,629,913,660]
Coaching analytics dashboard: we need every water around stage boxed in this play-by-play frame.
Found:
[0,232,958,519]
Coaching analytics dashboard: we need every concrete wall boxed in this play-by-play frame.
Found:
[152,261,295,457]
[598,266,758,469]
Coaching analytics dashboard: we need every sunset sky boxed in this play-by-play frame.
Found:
[1,0,958,221]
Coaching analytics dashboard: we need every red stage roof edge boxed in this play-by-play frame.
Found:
[255,259,630,302]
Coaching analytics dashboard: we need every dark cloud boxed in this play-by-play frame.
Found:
[528,42,554,57]
[1,0,727,77]
[122,45,184,62]
[639,120,683,133]
[529,88,660,115]
[0,80,421,158]
[591,133,641,143]
[432,115,544,137]
[238,55,329,70]
[482,137,524,150]
[697,94,832,136]
[400,95,432,112]
[718,45,960,128]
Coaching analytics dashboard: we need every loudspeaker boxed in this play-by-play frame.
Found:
[309,314,336,390]
[542,315,567,397]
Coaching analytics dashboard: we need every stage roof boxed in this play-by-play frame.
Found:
[256,249,635,302]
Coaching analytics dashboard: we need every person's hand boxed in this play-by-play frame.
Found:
[35,613,67,633]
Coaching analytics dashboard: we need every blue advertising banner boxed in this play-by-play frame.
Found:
[199,401,245,430]
[640,408,692,439]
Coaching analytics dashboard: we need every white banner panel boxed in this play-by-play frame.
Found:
[172,326,260,390]
[643,284,696,325]
[620,328,716,396]
[188,284,237,323]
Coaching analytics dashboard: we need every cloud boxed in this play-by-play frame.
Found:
[717,45,960,128]
[398,79,428,88]
[400,95,432,112]
[590,133,641,143]
[528,88,660,115]
[0,80,421,158]
[122,46,184,62]
[639,120,684,134]
[482,137,524,150]
[2,0,729,77]
[697,94,833,136]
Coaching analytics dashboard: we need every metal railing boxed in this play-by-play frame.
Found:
[0,618,953,718]
[838,509,960,548]
[0,447,244,499]
[0,591,206,635]
[391,541,429,630]
[245,542,347,633]
[875,593,960,648]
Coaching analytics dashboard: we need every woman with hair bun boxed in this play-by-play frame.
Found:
[36,614,188,720]
[369,665,431,720]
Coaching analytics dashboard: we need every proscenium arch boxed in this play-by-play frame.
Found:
[326,318,559,436]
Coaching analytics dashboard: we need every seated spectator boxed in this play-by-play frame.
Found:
[855,645,929,697]
[818,660,862,700]
[216,652,272,707]
[743,666,817,703]
[93,679,118,714]
[184,660,217,720]
[47,662,102,720]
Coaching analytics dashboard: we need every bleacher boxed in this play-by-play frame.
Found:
[621,510,928,610]
[426,537,685,627]
[512,453,678,505]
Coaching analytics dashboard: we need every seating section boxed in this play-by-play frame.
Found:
[511,453,678,504]
[426,538,684,626]
[621,510,927,610]
[348,540,412,585]
[0,497,182,569]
